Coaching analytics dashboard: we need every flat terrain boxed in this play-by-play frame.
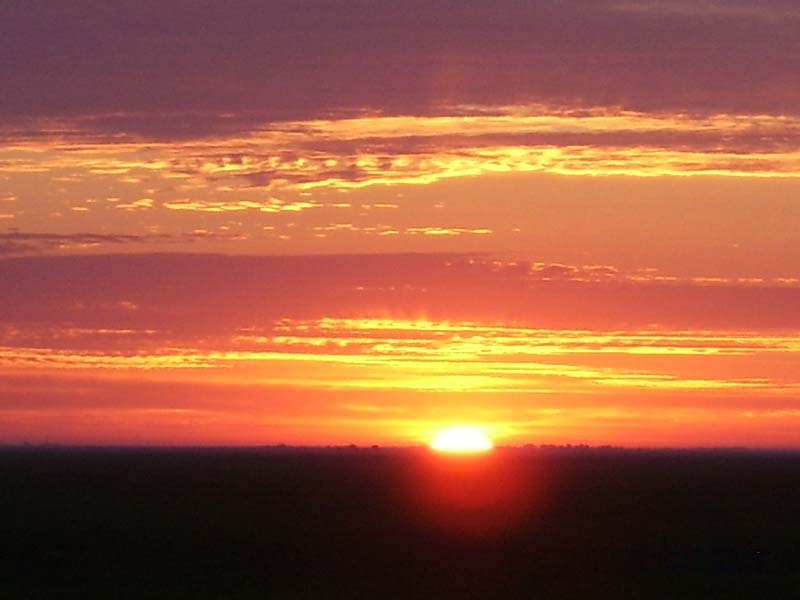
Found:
[1,448,798,598]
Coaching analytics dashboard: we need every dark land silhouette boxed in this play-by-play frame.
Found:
[2,447,799,599]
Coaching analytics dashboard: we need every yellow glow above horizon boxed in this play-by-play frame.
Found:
[429,426,494,453]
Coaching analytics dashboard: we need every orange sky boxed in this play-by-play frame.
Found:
[1,1,799,446]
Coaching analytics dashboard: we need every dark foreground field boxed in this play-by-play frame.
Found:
[2,447,799,599]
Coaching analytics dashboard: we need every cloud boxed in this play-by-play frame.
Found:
[162,198,319,213]
[310,224,492,238]
[0,241,34,255]
[2,315,800,425]
[1,253,799,332]
[610,0,800,19]
[4,109,800,193]
[2,0,800,132]
[1,252,799,445]
[115,198,154,211]
[0,231,233,256]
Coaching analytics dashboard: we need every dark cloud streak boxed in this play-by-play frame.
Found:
[0,231,235,256]
[1,253,799,332]
[2,0,799,136]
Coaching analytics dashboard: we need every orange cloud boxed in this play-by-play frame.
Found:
[3,108,800,197]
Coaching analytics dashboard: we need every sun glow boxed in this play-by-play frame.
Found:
[429,426,494,453]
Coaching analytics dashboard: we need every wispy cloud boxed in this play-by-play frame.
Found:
[2,316,800,393]
[1,253,799,329]
[0,231,236,255]
[162,198,320,213]
[2,313,800,447]
[115,198,154,211]
[610,0,800,20]
[3,109,800,206]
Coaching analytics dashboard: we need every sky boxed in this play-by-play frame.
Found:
[1,0,799,446]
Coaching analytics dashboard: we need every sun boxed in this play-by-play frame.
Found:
[429,426,494,453]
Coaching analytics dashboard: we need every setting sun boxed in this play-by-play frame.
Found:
[429,426,494,453]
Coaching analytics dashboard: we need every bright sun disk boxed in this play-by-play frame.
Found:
[429,426,494,453]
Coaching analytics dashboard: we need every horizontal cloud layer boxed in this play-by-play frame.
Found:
[2,253,800,330]
[4,109,800,186]
[1,253,798,445]
[3,0,800,127]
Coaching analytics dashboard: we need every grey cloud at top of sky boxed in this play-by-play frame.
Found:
[2,0,799,137]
